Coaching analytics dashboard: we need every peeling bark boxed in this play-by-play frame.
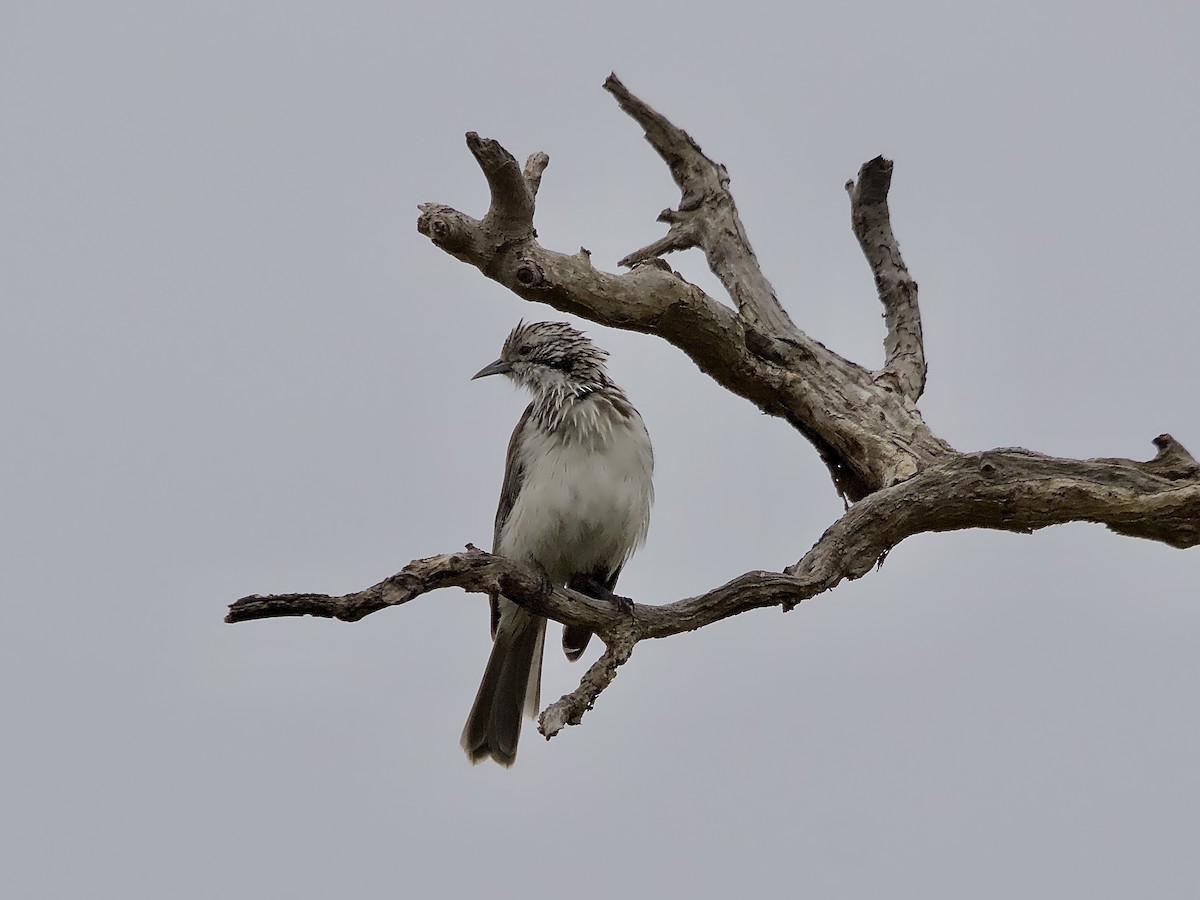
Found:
[229,76,1200,747]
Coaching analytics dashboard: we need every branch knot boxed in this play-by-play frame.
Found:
[514,259,547,288]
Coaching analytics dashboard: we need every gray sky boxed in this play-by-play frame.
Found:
[4,2,1199,897]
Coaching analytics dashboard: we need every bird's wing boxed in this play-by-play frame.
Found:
[489,402,534,640]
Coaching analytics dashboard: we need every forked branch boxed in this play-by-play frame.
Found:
[230,76,1199,750]
[418,82,949,495]
[604,74,798,341]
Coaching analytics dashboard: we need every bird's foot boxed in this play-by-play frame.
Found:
[609,591,635,618]
[568,574,636,619]
[592,581,635,619]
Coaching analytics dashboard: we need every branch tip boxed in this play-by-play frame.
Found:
[602,71,626,98]
[538,632,634,739]
[602,76,798,337]
[1141,434,1200,481]
[523,151,550,198]
[851,156,894,205]
[618,225,696,268]
[462,133,536,236]
[850,154,925,400]
[1152,433,1195,461]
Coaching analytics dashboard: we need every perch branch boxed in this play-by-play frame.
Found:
[230,439,1200,634]
[848,157,926,401]
[229,437,1199,735]
[227,547,623,631]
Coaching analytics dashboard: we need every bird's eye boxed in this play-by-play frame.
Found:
[517,345,532,356]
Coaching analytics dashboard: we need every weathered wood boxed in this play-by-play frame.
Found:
[232,76,1200,746]
[848,156,926,401]
[603,73,798,341]
[228,436,1198,733]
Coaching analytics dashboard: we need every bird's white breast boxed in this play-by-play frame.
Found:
[496,398,653,585]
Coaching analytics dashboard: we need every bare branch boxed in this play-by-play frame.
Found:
[1089,433,1200,478]
[418,192,785,418]
[419,133,951,497]
[603,73,799,340]
[226,547,626,632]
[1139,433,1200,480]
[212,68,1200,771]
[523,151,549,199]
[618,212,698,267]
[466,132,537,239]
[787,438,1200,587]
[228,434,1197,741]
[238,76,1200,758]
[848,156,926,401]
[415,202,485,263]
[415,80,958,496]
[538,630,635,739]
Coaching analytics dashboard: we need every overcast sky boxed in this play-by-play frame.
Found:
[4,2,1199,897]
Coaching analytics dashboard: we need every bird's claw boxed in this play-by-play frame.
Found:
[610,592,635,618]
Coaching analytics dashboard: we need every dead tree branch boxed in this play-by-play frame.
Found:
[418,88,950,498]
[604,74,798,341]
[848,156,926,401]
[229,436,1199,732]
[230,75,1200,750]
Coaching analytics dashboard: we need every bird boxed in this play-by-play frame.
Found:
[461,320,654,767]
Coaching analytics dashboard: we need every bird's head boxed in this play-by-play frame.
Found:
[472,321,610,398]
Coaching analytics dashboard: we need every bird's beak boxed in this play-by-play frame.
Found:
[471,359,513,380]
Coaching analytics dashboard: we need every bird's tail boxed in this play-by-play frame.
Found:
[461,606,546,767]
